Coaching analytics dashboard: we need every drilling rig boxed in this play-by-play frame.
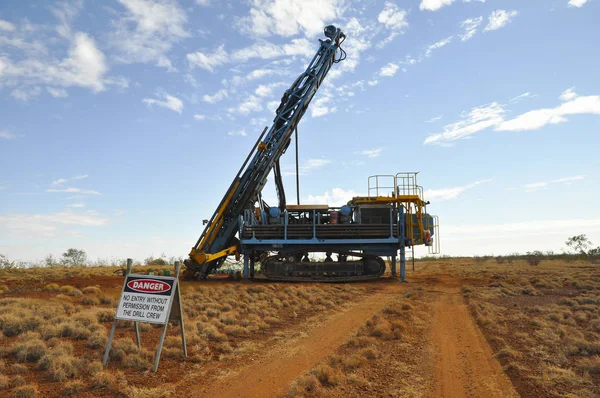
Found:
[184,25,439,281]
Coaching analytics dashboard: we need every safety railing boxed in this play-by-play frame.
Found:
[427,215,440,254]
[395,172,421,198]
[368,175,396,198]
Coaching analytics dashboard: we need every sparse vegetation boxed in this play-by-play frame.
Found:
[462,255,600,397]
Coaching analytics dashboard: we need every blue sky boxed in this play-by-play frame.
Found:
[1,0,599,263]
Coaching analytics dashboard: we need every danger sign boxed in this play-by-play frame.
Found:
[116,275,176,325]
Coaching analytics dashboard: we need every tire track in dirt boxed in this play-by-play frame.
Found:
[428,277,518,398]
[179,287,402,398]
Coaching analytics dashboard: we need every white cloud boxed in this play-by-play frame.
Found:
[425,115,443,123]
[0,19,15,32]
[143,92,184,113]
[306,188,359,207]
[187,39,313,73]
[247,68,283,80]
[311,93,336,117]
[59,32,108,91]
[524,175,584,191]
[420,0,454,11]
[227,129,247,136]
[236,0,343,38]
[425,179,491,201]
[356,148,384,158]
[421,0,486,11]
[509,92,535,103]
[233,39,314,62]
[496,109,567,131]
[110,0,189,69]
[1,30,109,94]
[193,114,206,120]
[425,36,453,57]
[426,88,600,144]
[186,44,228,72]
[497,92,600,132]
[202,89,228,104]
[327,17,376,80]
[235,95,263,114]
[255,82,286,97]
[0,211,108,238]
[560,87,577,101]
[0,131,17,140]
[568,0,589,7]
[484,10,518,32]
[11,87,42,102]
[195,0,211,5]
[459,17,483,41]
[283,158,333,177]
[51,174,88,186]
[47,87,69,98]
[424,102,504,145]
[378,2,408,31]
[46,187,101,195]
[266,101,280,112]
[379,63,399,77]
[67,203,86,208]
[251,117,268,126]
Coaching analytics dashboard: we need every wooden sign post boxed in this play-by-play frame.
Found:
[103,262,187,371]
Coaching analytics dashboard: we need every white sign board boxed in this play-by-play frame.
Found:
[115,274,176,325]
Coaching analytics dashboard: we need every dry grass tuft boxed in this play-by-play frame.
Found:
[312,364,342,386]
[342,354,366,371]
[13,333,47,362]
[95,309,114,323]
[37,342,81,382]
[81,296,100,305]
[370,320,394,340]
[0,313,42,337]
[91,371,116,390]
[127,386,173,398]
[87,329,108,349]
[122,350,153,370]
[42,283,60,292]
[578,356,600,375]
[61,380,84,396]
[347,373,370,388]
[10,375,26,388]
[360,347,378,360]
[109,338,139,362]
[10,384,38,398]
[202,324,228,342]
[82,286,101,295]
[11,364,28,375]
[286,374,320,397]
[84,360,103,376]
[60,286,74,293]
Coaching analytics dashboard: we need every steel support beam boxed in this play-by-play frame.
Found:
[243,255,250,279]
[399,206,407,282]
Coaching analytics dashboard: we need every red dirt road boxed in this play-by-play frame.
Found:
[429,278,518,398]
[176,272,518,398]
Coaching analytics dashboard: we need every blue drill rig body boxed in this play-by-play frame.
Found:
[184,25,439,281]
